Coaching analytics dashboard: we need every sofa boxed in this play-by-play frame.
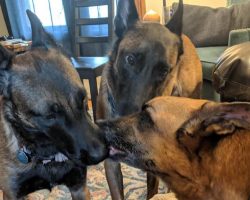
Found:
[197,28,250,101]
[172,0,250,101]
[213,42,250,102]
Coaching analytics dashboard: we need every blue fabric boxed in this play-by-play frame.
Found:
[5,0,70,52]
[5,0,32,39]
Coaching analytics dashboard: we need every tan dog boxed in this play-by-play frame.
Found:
[100,96,250,200]
[97,0,202,199]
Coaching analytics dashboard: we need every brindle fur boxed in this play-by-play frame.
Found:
[0,11,107,199]
[101,96,250,200]
[97,0,202,199]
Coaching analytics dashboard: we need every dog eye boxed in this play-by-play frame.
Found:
[142,104,149,111]
[45,104,61,120]
[76,90,87,110]
[137,110,155,131]
[125,54,136,66]
[51,103,61,113]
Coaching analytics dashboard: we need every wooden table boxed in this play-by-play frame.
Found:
[72,56,108,121]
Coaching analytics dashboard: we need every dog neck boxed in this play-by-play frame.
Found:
[158,151,212,200]
[1,110,20,155]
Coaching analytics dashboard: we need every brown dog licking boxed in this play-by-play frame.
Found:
[100,96,250,200]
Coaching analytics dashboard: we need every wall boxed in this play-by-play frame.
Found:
[0,6,8,35]
[146,0,227,23]
[170,0,227,7]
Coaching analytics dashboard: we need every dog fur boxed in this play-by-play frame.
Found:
[101,96,250,200]
[0,11,107,199]
[97,0,202,199]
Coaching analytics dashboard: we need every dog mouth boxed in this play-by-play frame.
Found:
[41,152,69,165]
[108,145,146,170]
[108,146,128,160]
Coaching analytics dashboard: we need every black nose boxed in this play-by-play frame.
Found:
[80,134,108,165]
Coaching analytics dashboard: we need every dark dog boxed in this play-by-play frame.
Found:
[101,96,250,200]
[0,11,107,200]
[97,0,202,199]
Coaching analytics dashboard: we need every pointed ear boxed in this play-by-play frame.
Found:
[177,102,250,157]
[0,45,14,97]
[26,10,57,48]
[114,0,139,38]
[166,0,183,36]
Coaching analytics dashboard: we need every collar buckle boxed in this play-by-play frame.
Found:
[16,147,31,164]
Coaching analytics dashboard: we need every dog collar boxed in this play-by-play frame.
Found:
[16,146,69,165]
[16,146,31,164]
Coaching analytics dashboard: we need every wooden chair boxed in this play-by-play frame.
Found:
[71,0,114,121]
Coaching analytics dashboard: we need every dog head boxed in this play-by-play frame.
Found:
[0,10,107,166]
[100,96,250,175]
[109,0,183,116]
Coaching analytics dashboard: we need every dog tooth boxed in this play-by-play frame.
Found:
[61,153,68,161]
[55,153,62,162]
[55,152,68,162]
[43,160,51,165]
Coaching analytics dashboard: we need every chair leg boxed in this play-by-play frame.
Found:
[88,75,98,121]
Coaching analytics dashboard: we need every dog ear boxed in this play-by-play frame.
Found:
[0,45,14,96]
[114,0,139,38]
[166,0,183,36]
[26,10,57,49]
[177,102,250,156]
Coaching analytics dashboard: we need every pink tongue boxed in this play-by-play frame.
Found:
[109,146,124,156]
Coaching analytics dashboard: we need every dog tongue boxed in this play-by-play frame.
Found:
[109,146,125,156]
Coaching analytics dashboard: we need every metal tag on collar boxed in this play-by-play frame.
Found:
[16,148,30,164]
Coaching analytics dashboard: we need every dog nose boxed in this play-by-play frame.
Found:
[80,135,108,165]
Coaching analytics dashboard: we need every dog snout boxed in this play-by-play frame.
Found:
[119,103,140,116]
[96,120,127,154]
[96,120,115,142]
[80,132,108,165]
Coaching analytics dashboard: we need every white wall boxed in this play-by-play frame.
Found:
[0,6,8,35]
[146,0,227,23]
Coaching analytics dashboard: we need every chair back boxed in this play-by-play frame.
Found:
[72,0,115,57]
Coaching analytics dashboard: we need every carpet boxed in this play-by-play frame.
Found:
[87,162,168,200]
[26,163,168,200]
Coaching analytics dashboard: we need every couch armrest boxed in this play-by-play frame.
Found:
[228,28,250,46]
